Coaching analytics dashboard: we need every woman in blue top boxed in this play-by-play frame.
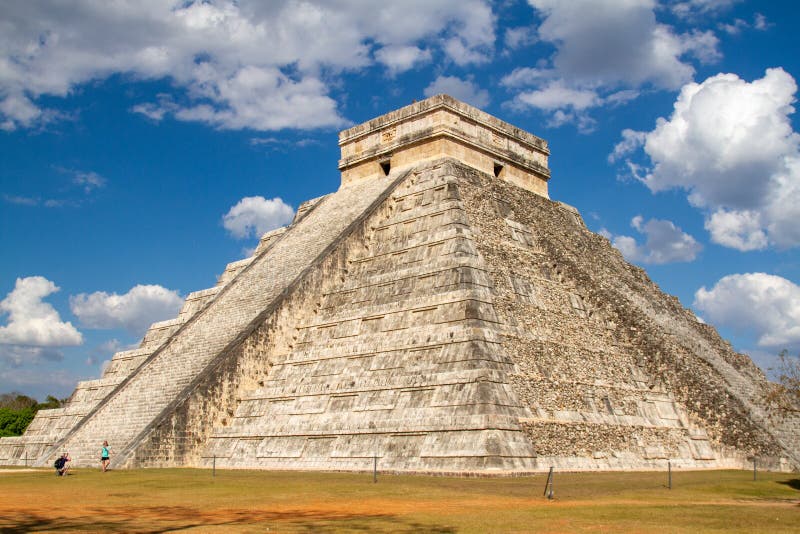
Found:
[101,440,110,472]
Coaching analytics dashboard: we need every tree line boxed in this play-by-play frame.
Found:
[0,393,66,437]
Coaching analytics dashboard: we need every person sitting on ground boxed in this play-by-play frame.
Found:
[54,452,70,476]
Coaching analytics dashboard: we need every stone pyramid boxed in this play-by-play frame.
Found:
[1,95,797,473]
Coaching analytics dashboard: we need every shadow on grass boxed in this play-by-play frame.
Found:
[0,507,457,533]
[777,479,800,491]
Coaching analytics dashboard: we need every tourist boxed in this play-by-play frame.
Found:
[54,452,70,476]
[100,440,111,472]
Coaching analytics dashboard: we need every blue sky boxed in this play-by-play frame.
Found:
[1,0,799,400]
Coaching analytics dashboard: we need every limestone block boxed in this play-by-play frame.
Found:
[216,257,254,287]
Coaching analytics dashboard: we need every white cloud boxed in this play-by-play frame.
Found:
[249,136,320,150]
[70,284,184,336]
[3,194,40,206]
[716,13,770,37]
[0,1,495,131]
[438,1,495,65]
[249,137,282,147]
[504,0,720,128]
[131,103,168,121]
[507,79,604,131]
[0,94,42,130]
[605,216,702,264]
[605,89,640,106]
[510,83,640,132]
[169,67,347,131]
[222,196,295,239]
[694,273,800,349]
[513,80,600,111]
[753,13,769,31]
[529,0,719,88]
[671,0,741,19]
[612,68,800,250]
[703,209,767,251]
[424,76,490,108]
[72,171,106,193]
[718,18,748,35]
[4,168,106,209]
[632,69,797,204]
[609,234,641,262]
[443,40,489,66]
[0,277,83,348]
[6,197,79,209]
[375,46,432,76]
[504,26,538,50]
[547,109,597,132]
[680,29,722,64]
[609,129,648,163]
[501,67,549,88]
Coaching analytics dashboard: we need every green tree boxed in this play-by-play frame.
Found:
[0,392,66,437]
[0,406,35,437]
[37,395,64,409]
[0,392,37,411]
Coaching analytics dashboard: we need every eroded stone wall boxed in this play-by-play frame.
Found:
[190,161,537,473]
[455,163,797,470]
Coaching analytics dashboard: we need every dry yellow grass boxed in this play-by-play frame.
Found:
[0,468,798,532]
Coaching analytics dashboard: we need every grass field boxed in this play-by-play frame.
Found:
[0,467,798,532]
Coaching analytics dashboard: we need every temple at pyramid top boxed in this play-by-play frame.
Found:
[338,94,551,197]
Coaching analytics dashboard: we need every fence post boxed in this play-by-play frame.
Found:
[668,460,672,490]
[212,455,216,478]
[373,455,377,483]
[753,456,757,481]
[543,466,554,499]
[24,452,27,468]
